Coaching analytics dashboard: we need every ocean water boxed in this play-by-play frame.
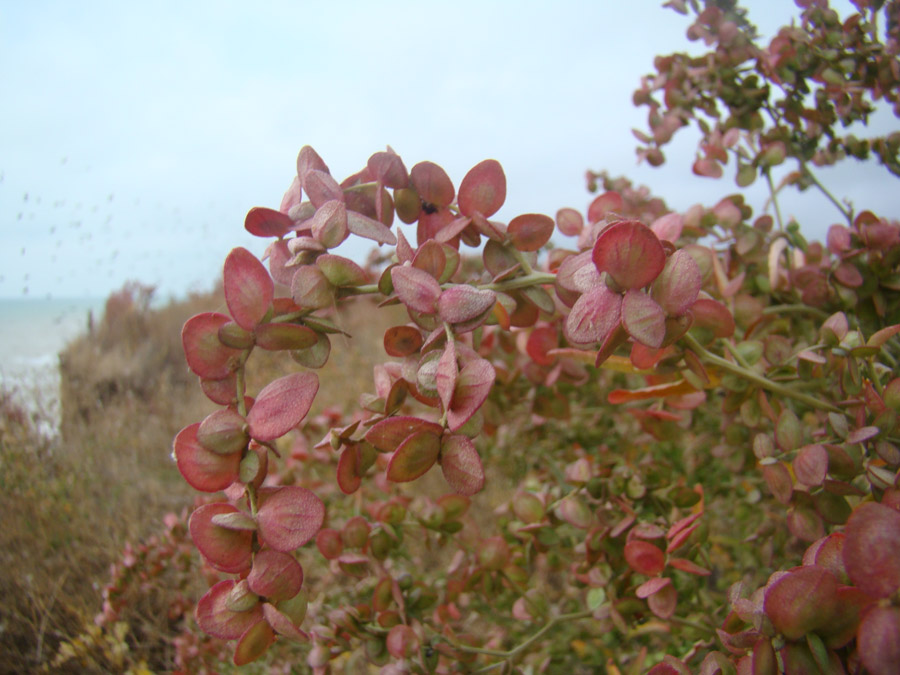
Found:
[0,297,105,435]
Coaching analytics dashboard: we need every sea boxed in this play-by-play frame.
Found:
[0,297,106,436]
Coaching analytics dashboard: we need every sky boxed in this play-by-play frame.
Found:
[1,0,896,302]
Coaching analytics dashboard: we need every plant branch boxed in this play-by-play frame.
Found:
[800,162,853,224]
[682,334,844,414]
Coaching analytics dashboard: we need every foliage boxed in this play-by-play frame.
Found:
[172,2,900,673]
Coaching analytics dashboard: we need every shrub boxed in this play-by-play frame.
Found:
[173,2,900,673]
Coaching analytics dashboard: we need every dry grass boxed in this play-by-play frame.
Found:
[0,283,402,673]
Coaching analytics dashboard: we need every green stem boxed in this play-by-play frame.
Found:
[800,162,853,224]
[764,168,785,232]
[435,609,594,665]
[682,334,844,414]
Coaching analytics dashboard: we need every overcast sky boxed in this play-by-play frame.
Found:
[1,0,895,301]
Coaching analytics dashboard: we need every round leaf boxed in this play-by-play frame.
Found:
[182,312,243,379]
[622,289,666,348]
[624,540,665,576]
[592,220,666,290]
[189,503,254,573]
[386,430,441,482]
[245,206,295,238]
[843,501,900,598]
[440,435,485,496]
[565,285,622,346]
[196,580,264,640]
[247,550,304,602]
[174,423,241,492]
[764,565,840,640]
[458,159,506,218]
[224,247,274,331]
[508,214,554,252]
[257,486,326,552]
[246,372,319,442]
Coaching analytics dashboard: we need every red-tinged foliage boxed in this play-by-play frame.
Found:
[246,372,318,442]
[162,4,900,671]
[224,248,274,331]
[592,220,666,290]
[189,503,254,574]
[256,486,325,552]
[246,550,304,602]
[196,580,265,640]
[843,501,900,598]
[458,159,506,218]
[245,206,295,238]
[182,312,243,379]
[174,423,241,492]
[385,430,441,482]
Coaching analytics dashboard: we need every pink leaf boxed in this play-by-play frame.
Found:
[386,430,441,482]
[336,444,363,495]
[189,503,253,573]
[587,192,623,224]
[438,286,496,325]
[197,407,249,455]
[564,285,622,346]
[262,603,309,641]
[316,254,368,287]
[173,423,240,492]
[843,502,900,598]
[367,149,409,189]
[508,213,554,252]
[247,550,304,602]
[690,298,736,337]
[448,357,496,431]
[196,580,264,640]
[458,159,506,218]
[246,372,319,442]
[441,435,485,496]
[650,213,684,243]
[647,582,678,619]
[436,340,458,412]
[304,170,343,209]
[668,557,711,576]
[410,161,455,208]
[624,540,666,576]
[245,206,295,238]
[636,576,671,598]
[858,606,900,675]
[592,220,666,290]
[365,416,444,452]
[346,209,397,245]
[793,444,829,487]
[296,145,329,186]
[391,265,442,314]
[556,207,584,236]
[309,200,349,248]
[257,486,325,552]
[291,265,335,310]
[224,247,274,330]
[182,312,243,379]
[764,566,840,640]
[651,250,702,316]
[622,289,666,348]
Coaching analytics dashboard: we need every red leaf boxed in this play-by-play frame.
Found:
[436,340,458,412]
[592,220,666,290]
[556,207,584,236]
[410,161,455,208]
[457,159,506,218]
[182,312,243,379]
[587,191,623,224]
[793,444,829,487]
[508,214,555,252]
[174,423,240,492]
[291,265,335,309]
[636,576,671,598]
[383,325,423,357]
[257,486,325,552]
[245,206,295,238]
[386,430,441,482]
[438,285,496,325]
[247,550,304,602]
[309,200,349,248]
[224,247,274,330]
[668,557,711,576]
[647,582,677,619]
[189,503,253,573]
[196,580,264,640]
[650,213,684,243]
[391,265,442,314]
[197,408,249,455]
[651,249,702,316]
[440,435,485,496]
[304,170,343,208]
[565,286,622,345]
[262,603,309,641]
[246,372,319,442]
[296,145,330,187]
[365,416,444,452]
[764,566,840,640]
[690,298,735,337]
[843,502,900,598]
[526,325,559,367]
[447,357,496,431]
[386,624,420,659]
[624,540,665,576]
[622,289,666,348]
[858,606,900,675]
[200,373,239,406]
[367,149,409,189]
[336,445,362,495]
